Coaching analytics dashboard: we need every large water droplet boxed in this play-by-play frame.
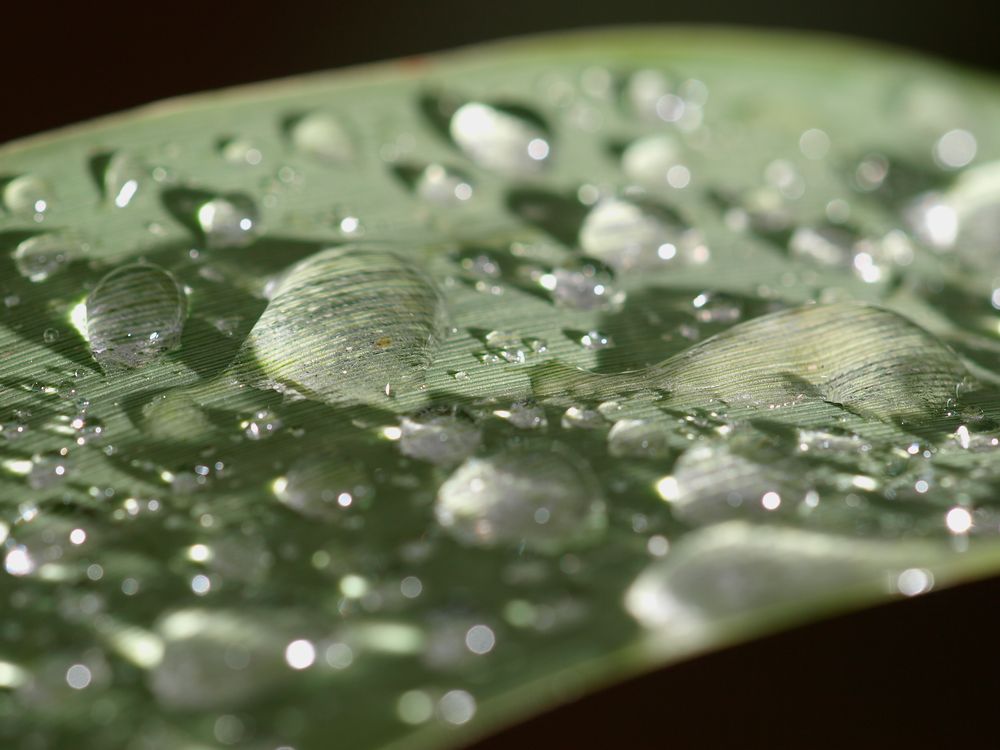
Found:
[85,263,188,370]
[621,135,689,190]
[435,447,605,550]
[625,522,940,632]
[196,194,259,248]
[449,102,551,176]
[13,234,82,282]
[244,246,447,404]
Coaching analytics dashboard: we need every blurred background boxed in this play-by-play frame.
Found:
[6,2,1000,745]
[3,0,997,144]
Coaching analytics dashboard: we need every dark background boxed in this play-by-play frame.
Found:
[2,0,999,144]
[7,1,1000,746]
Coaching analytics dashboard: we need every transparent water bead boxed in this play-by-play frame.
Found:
[288,112,354,163]
[621,135,689,190]
[245,246,447,404]
[3,173,51,215]
[99,151,145,208]
[607,419,673,458]
[484,330,529,364]
[399,411,481,466]
[415,164,474,205]
[273,457,371,519]
[151,609,303,710]
[494,401,548,430]
[905,160,1000,265]
[196,194,259,248]
[625,522,941,632]
[13,233,82,282]
[218,136,264,166]
[85,263,188,370]
[449,102,551,176]
[436,448,605,550]
[242,409,283,440]
[656,443,804,524]
[542,266,624,311]
[579,198,698,271]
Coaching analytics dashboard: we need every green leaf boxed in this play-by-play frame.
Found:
[2,27,1000,750]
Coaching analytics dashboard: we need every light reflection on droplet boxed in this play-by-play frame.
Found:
[65,664,93,690]
[4,546,35,577]
[398,689,435,724]
[934,129,977,169]
[438,689,476,725]
[464,624,496,655]
[897,568,934,596]
[284,639,316,670]
[945,506,973,534]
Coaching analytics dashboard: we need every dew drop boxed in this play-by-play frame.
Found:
[245,246,447,404]
[399,411,481,466]
[435,447,605,550]
[196,194,259,248]
[414,163,474,205]
[2,174,51,215]
[288,112,353,164]
[100,151,145,208]
[13,234,81,282]
[85,263,188,370]
[579,198,700,271]
[449,102,551,176]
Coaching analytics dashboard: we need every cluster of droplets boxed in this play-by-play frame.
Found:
[5,42,1000,750]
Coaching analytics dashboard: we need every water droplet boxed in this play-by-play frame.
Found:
[413,163,474,205]
[607,419,672,458]
[656,443,801,524]
[626,522,940,631]
[100,151,145,208]
[621,135,687,190]
[245,246,447,403]
[449,102,551,175]
[579,198,701,271]
[196,194,259,248]
[273,457,371,519]
[288,112,353,164]
[12,233,82,282]
[561,406,606,430]
[151,610,301,710]
[483,330,530,364]
[436,447,605,550]
[242,409,283,440]
[578,330,613,350]
[541,265,624,311]
[493,401,548,430]
[85,263,188,370]
[399,410,481,466]
[218,136,264,166]
[2,174,51,215]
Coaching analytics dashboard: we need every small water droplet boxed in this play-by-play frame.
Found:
[242,409,283,440]
[218,136,264,166]
[288,112,353,164]
[413,163,474,205]
[579,198,702,271]
[196,194,259,248]
[449,102,551,176]
[399,411,481,466]
[13,234,82,282]
[578,330,613,350]
[3,174,51,216]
